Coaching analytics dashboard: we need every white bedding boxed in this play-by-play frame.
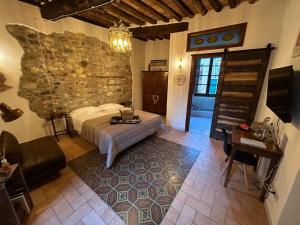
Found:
[70,104,127,133]
[69,105,163,167]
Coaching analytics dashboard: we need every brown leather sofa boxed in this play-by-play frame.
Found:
[0,131,66,187]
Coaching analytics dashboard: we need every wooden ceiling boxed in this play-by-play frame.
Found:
[19,0,258,40]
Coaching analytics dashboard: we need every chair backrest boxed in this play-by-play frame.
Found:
[0,131,23,164]
[222,128,231,156]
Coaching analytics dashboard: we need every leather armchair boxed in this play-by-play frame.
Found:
[0,131,66,187]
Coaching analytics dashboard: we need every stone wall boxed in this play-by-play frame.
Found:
[6,24,132,119]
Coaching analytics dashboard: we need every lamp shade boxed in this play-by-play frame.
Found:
[0,103,23,122]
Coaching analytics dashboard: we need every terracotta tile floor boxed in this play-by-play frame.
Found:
[27,128,269,225]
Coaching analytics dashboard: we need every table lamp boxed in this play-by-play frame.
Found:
[0,102,23,122]
[0,102,23,171]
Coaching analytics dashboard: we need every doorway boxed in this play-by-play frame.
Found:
[185,53,223,135]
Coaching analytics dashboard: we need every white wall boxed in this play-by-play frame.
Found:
[131,39,146,110]
[166,0,300,224]
[254,0,300,224]
[0,0,143,142]
[144,39,170,70]
[166,0,285,129]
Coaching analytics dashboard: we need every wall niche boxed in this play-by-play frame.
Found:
[6,24,132,119]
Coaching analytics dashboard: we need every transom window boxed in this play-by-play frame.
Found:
[194,57,222,96]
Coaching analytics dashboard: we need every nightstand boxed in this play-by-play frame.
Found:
[46,112,74,142]
[0,164,33,225]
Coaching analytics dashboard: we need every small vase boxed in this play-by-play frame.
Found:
[1,159,11,172]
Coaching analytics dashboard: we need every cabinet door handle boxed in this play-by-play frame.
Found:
[152,95,159,104]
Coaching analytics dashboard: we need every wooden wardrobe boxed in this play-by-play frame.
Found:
[142,71,168,114]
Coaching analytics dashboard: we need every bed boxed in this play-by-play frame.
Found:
[70,104,163,168]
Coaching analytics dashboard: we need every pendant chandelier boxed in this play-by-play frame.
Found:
[108,21,132,53]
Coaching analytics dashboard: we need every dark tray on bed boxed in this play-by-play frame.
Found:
[111,116,141,124]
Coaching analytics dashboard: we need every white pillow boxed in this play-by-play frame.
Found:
[97,103,124,110]
[70,106,100,117]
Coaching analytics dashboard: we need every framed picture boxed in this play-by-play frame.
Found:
[186,23,247,52]
[292,30,300,58]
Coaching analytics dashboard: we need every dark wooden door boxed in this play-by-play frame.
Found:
[142,71,168,114]
[210,46,272,139]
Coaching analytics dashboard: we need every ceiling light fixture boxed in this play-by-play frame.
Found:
[108,21,132,53]
[108,0,132,53]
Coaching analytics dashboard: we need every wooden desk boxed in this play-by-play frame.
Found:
[224,127,283,202]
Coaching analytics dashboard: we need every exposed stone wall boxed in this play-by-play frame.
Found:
[6,24,132,119]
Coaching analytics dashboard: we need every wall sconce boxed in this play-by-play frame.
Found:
[176,57,184,71]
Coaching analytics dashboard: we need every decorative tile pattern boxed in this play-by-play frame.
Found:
[68,136,200,225]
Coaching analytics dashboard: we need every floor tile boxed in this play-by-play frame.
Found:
[52,198,74,221]
[28,129,269,225]
[194,211,218,225]
[185,197,211,217]
[82,210,106,225]
[99,208,117,224]
[62,203,92,225]
[177,205,196,225]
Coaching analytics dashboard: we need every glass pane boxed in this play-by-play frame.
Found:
[200,58,211,66]
[210,78,218,86]
[196,66,209,75]
[211,65,220,75]
[213,57,222,66]
[209,85,217,94]
[197,85,207,94]
[198,76,208,84]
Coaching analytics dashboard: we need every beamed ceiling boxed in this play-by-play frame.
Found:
[19,0,258,40]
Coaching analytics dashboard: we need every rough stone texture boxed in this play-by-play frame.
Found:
[6,24,132,119]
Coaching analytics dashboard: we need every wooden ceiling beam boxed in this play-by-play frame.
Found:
[147,0,182,21]
[19,0,42,7]
[102,4,145,25]
[130,0,169,23]
[130,22,188,40]
[72,15,111,28]
[192,0,208,16]
[94,8,130,26]
[115,1,157,24]
[83,11,116,27]
[228,0,237,8]
[172,0,194,18]
[40,0,114,20]
[208,0,223,12]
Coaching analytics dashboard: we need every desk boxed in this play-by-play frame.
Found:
[224,127,283,202]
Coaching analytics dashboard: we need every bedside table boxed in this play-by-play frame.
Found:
[0,164,33,225]
[46,112,74,142]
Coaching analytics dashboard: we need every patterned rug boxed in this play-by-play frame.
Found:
[68,136,200,225]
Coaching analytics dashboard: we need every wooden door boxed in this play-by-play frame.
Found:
[210,46,272,139]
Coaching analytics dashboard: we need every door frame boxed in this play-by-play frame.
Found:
[185,52,225,132]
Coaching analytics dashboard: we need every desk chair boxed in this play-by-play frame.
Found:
[221,128,257,189]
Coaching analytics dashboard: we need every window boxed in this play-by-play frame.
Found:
[194,57,222,96]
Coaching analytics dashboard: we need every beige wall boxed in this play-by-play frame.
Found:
[131,39,146,110]
[254,0,300,225]
[0,0,143,142]
[166,0,300,224]
[144,39,170,70]
[166,0,285,129]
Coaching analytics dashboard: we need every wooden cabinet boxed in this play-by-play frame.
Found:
[142,71,168,114]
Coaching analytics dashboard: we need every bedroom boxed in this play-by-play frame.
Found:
[0,0,299,225]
